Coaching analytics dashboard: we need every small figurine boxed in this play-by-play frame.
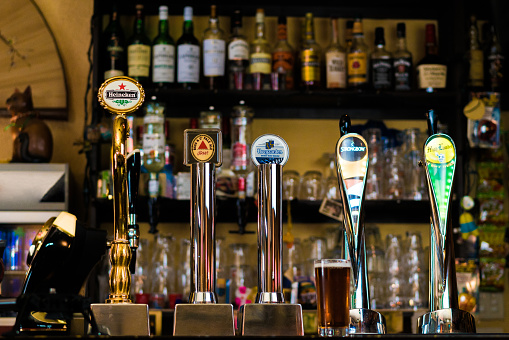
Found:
[5,86,53,163]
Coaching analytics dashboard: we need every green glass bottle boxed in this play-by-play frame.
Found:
[127,4,151,85]
[152,5,175,88]
[176,6,200,90]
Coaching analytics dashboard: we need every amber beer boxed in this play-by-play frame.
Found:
[315,259,351,337]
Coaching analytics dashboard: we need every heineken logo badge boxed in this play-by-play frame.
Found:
[251,134,289,166]
[98,76,145,114]
[191,134,216,162]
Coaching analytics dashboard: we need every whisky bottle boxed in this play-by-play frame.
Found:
[466,15,484,89]
[202,5,226,90]
[393,23,413,91]
[272,15,295,90]
[347,18,369,90]
[325,17,346,89]
[371,27,393,90]
[102,3,126,80]
[249,8,272,90]
[300,12,322,90]
[176,6,200,90]
[227,10,249,90]
[152,5,175,88]
[416,23,447,92]
[127,4,151,84]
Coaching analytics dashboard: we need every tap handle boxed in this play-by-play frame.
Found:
[339,114,351,137]
[127,150,141,217]
[426,109,437,137]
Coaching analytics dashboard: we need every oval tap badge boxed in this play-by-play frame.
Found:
[425,135,455,164]
[98,76,145,114]
[251,134,289,166]
[191,134,216,162]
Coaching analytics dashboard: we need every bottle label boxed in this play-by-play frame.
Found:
[469,50,484,86]
[325,50,346,88]
[128,44,151,77]
[177,44,200,83]
[371,58,393,89]
[105,69,124,80]
[301,50,320,82]
[143,133,165,155]
[249,52,271,74]
[273,50,294,88]
[203,39,226,76]
[347,52,367,85]
[232,142,248,168]
[417,64,447,89]
[152,44,175,83]
[228,40,249,61]
[393,57,412,91]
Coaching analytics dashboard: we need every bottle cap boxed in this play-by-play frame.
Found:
[256,8,264,23]
[184,6,193,21]
[375,27,385,44]
[159,6,168,20]
[353,19,363,34]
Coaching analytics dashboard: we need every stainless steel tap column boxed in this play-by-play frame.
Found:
[335,115,386,335]
[238,134,303,336]
[417,110,476,334]
[173,129,235,337]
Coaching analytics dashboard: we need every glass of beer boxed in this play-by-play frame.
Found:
[314,259,351,337]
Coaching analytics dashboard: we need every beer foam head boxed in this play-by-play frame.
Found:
[314,260,351,268]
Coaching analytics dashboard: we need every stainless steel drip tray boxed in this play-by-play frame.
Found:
[238,303,304,336]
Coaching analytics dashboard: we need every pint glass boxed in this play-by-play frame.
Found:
[314,259,351,337]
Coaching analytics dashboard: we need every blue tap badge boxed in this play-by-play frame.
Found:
[250,134,289,166]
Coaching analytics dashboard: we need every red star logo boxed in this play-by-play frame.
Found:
[118,83,126,90]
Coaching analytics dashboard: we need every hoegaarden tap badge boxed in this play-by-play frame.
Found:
[97,76,145,114]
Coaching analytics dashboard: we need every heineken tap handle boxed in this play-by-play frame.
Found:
[427,109,437,136]
[339,114,351,137]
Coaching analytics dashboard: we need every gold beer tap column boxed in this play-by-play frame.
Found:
[92,76,150,336]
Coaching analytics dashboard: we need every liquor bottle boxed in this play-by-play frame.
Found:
[249,9,272,90]
[152,5,175,88]
[272,15,295,90]
[347,18,369,90]
[370,27,393,90]
[202,5,226,90]
[345,20,354,49]
[127,4,151,85]
[393,23,413,91]
[142,100,166,198]
[325,17,346,90]
[485,23,505,91]
[466,15,484,89]
[231,101,254,175]
[416,23,447,92]
[161,140,176,199]
[176,6,200,90]
[102,3,126,80]
[300,12,322,90]
[227,10,249,90]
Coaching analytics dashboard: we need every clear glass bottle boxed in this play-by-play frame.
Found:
[150,233,175,309]
[102,3,126,80]
[143,100,166,198]
[249,9,272,90]
[202,5,226,90]
[403,128,425,200]
[347,18,369,90]
[176,6,200,89]
[152,5,175,88]
[416,23,447,92]
[393,23,413,91]
[325,17,347,90]
[371,27,393,90]
[127,4,151,84]
[230,101,254,175]
[198,106,222,129]
[227,10,249,90]
[466,15,484,89]
[300,12,322,90]
[272,15,295,90]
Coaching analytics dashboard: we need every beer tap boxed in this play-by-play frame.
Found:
[335,115,386,334]
[173,128,235,336]
[91,76,150,336]
[417,110,476,333]
[237,134,303,336]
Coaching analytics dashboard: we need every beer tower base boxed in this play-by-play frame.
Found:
[349,308,387,334]
[173,304,235,336]
[417,308,476,334]
[90,303,150,336]
[238,303,304,336]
